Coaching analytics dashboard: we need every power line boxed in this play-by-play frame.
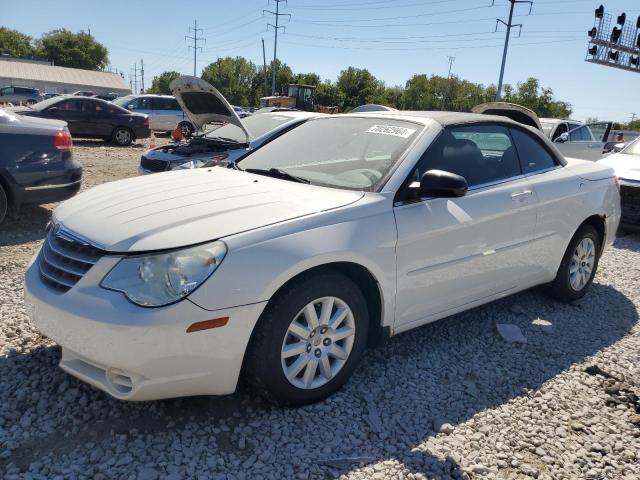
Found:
[185,19,205,77]
[290,0,454,11]
[495,0,533,101]
[264,0,290,95]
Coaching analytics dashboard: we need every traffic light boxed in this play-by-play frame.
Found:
[609,50,620,62]
[631,56,639,67]
[588,27,597,38]
[595,5,604,18]
[617,13,626,25]
[611,26,622,43]
[588,45,598,56]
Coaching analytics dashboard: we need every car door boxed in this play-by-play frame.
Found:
[554,122,612,161]
[509,127,582,279]
[149,97,179,131]
[85,99,116,137]
[47,99,85,136]
[393,124,538,329]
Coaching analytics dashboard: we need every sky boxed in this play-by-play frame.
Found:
[2,0,639,122]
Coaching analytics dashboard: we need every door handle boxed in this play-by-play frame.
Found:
[511,190,533,200]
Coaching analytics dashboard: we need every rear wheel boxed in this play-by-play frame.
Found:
[245,272,369,406]
[112,127,133,146]
[0,185,7,225]
[550,224,601,301]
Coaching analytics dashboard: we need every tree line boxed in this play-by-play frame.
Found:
[0,27,108,70]
[148,56,573,118]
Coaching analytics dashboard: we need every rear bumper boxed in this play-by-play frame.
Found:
[133,126,151,140]
[19,179,82,205]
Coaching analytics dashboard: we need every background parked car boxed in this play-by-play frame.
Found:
[0,108,81,224]
[72,90,95,97]
[473,103,613,161]
[599,137,640,230]
[0,86,43,105]
[93,92,119,101]
[13,96,150,146]
[112,94,193,135]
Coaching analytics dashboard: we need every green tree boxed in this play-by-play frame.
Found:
[315,80,345,108]
[201,56,257,106]
[147,71,181,94]
[509,77,572,118]
[291,72,321,86]
[36,29,108,70]
[336,67,384,110]
[0,27,35,57]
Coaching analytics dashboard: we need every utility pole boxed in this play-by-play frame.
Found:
[631,113,637,124]
[441,55,455,110]
[262,38,269,97]
[264,0,291,95]
[140,59,145,93]
[494,0,533,101]
[186,20,205,77]
[131,63,138,94]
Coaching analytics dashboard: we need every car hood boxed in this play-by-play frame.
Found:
[170,75,251,142]
[598,153,640,181]
[53,168,364,252]
[472,102,542,131]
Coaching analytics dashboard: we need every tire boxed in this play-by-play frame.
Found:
[112,127,133,146]
[550,224,601,302]
[179,121,194,138]
[244,272,369,406]
[0,184,7,225]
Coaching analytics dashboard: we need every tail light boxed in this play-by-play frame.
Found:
[143,116,150,128]
[54,129,73,151]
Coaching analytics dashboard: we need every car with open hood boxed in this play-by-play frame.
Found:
[472,103,613,161]
[598,136,640,229]
[138,76,322,174]
[25,110,620,406]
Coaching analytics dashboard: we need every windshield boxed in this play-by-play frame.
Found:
[238,117,422,190]
[205,113,297,142]
[621,137,640,155]
[540,121,555,136]
[112,95,135,107]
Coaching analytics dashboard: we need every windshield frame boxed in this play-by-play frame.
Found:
[236,115,427,192]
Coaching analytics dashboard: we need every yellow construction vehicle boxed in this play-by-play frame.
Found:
[259,84,338,114]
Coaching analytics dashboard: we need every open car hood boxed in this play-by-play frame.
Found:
[472,102,542,131]
[170,75,252,142]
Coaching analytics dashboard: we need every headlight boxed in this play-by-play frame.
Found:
[101,241,227,307]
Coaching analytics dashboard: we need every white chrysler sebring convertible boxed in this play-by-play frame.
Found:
[25,111,620,405]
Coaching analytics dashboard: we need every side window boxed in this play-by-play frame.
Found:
[551,123,567,141]
[1,87,14,95]
[168,98,181,110]
[150,97,167,110]
[138,97,151,109]
[415,125,521,187]
[510,128,558,174]
[569,125,593,142]
[57,100,81,111]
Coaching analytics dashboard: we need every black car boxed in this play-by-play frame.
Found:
[0,109,82,224]
[15,96,150,146]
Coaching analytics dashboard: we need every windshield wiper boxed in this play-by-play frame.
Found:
[244,168,310,184]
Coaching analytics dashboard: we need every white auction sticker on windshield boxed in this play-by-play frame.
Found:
[365,124,416,138]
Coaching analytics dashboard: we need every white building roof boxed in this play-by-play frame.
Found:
[0,61,128,91]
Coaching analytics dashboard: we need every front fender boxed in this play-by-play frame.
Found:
[188,205,398,328]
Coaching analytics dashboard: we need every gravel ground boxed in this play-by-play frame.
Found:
[0,140,639,479]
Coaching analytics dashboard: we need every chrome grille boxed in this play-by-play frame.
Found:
[38,229,104,293]
[140,156,170,172]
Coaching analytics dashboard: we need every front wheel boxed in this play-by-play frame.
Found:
[112,127,133,146]
[244,272,369,406]
[550,224,601,301]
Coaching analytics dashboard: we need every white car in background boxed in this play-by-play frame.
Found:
[139,76,321,174]
[473,103,613,161]
[25,110,620,406]
[599,137,640,229]
[113,94,193,135]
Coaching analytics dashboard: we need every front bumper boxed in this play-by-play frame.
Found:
[24,251,266,401]
[620,180,640,227]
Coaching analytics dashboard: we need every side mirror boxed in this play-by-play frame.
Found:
[555,132,569,143]
[47,107,59,115]
[612,142,626,153]
[419,169,468,198]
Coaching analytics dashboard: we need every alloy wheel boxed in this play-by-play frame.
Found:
[569,237,596,291]
[280,296,356,390]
